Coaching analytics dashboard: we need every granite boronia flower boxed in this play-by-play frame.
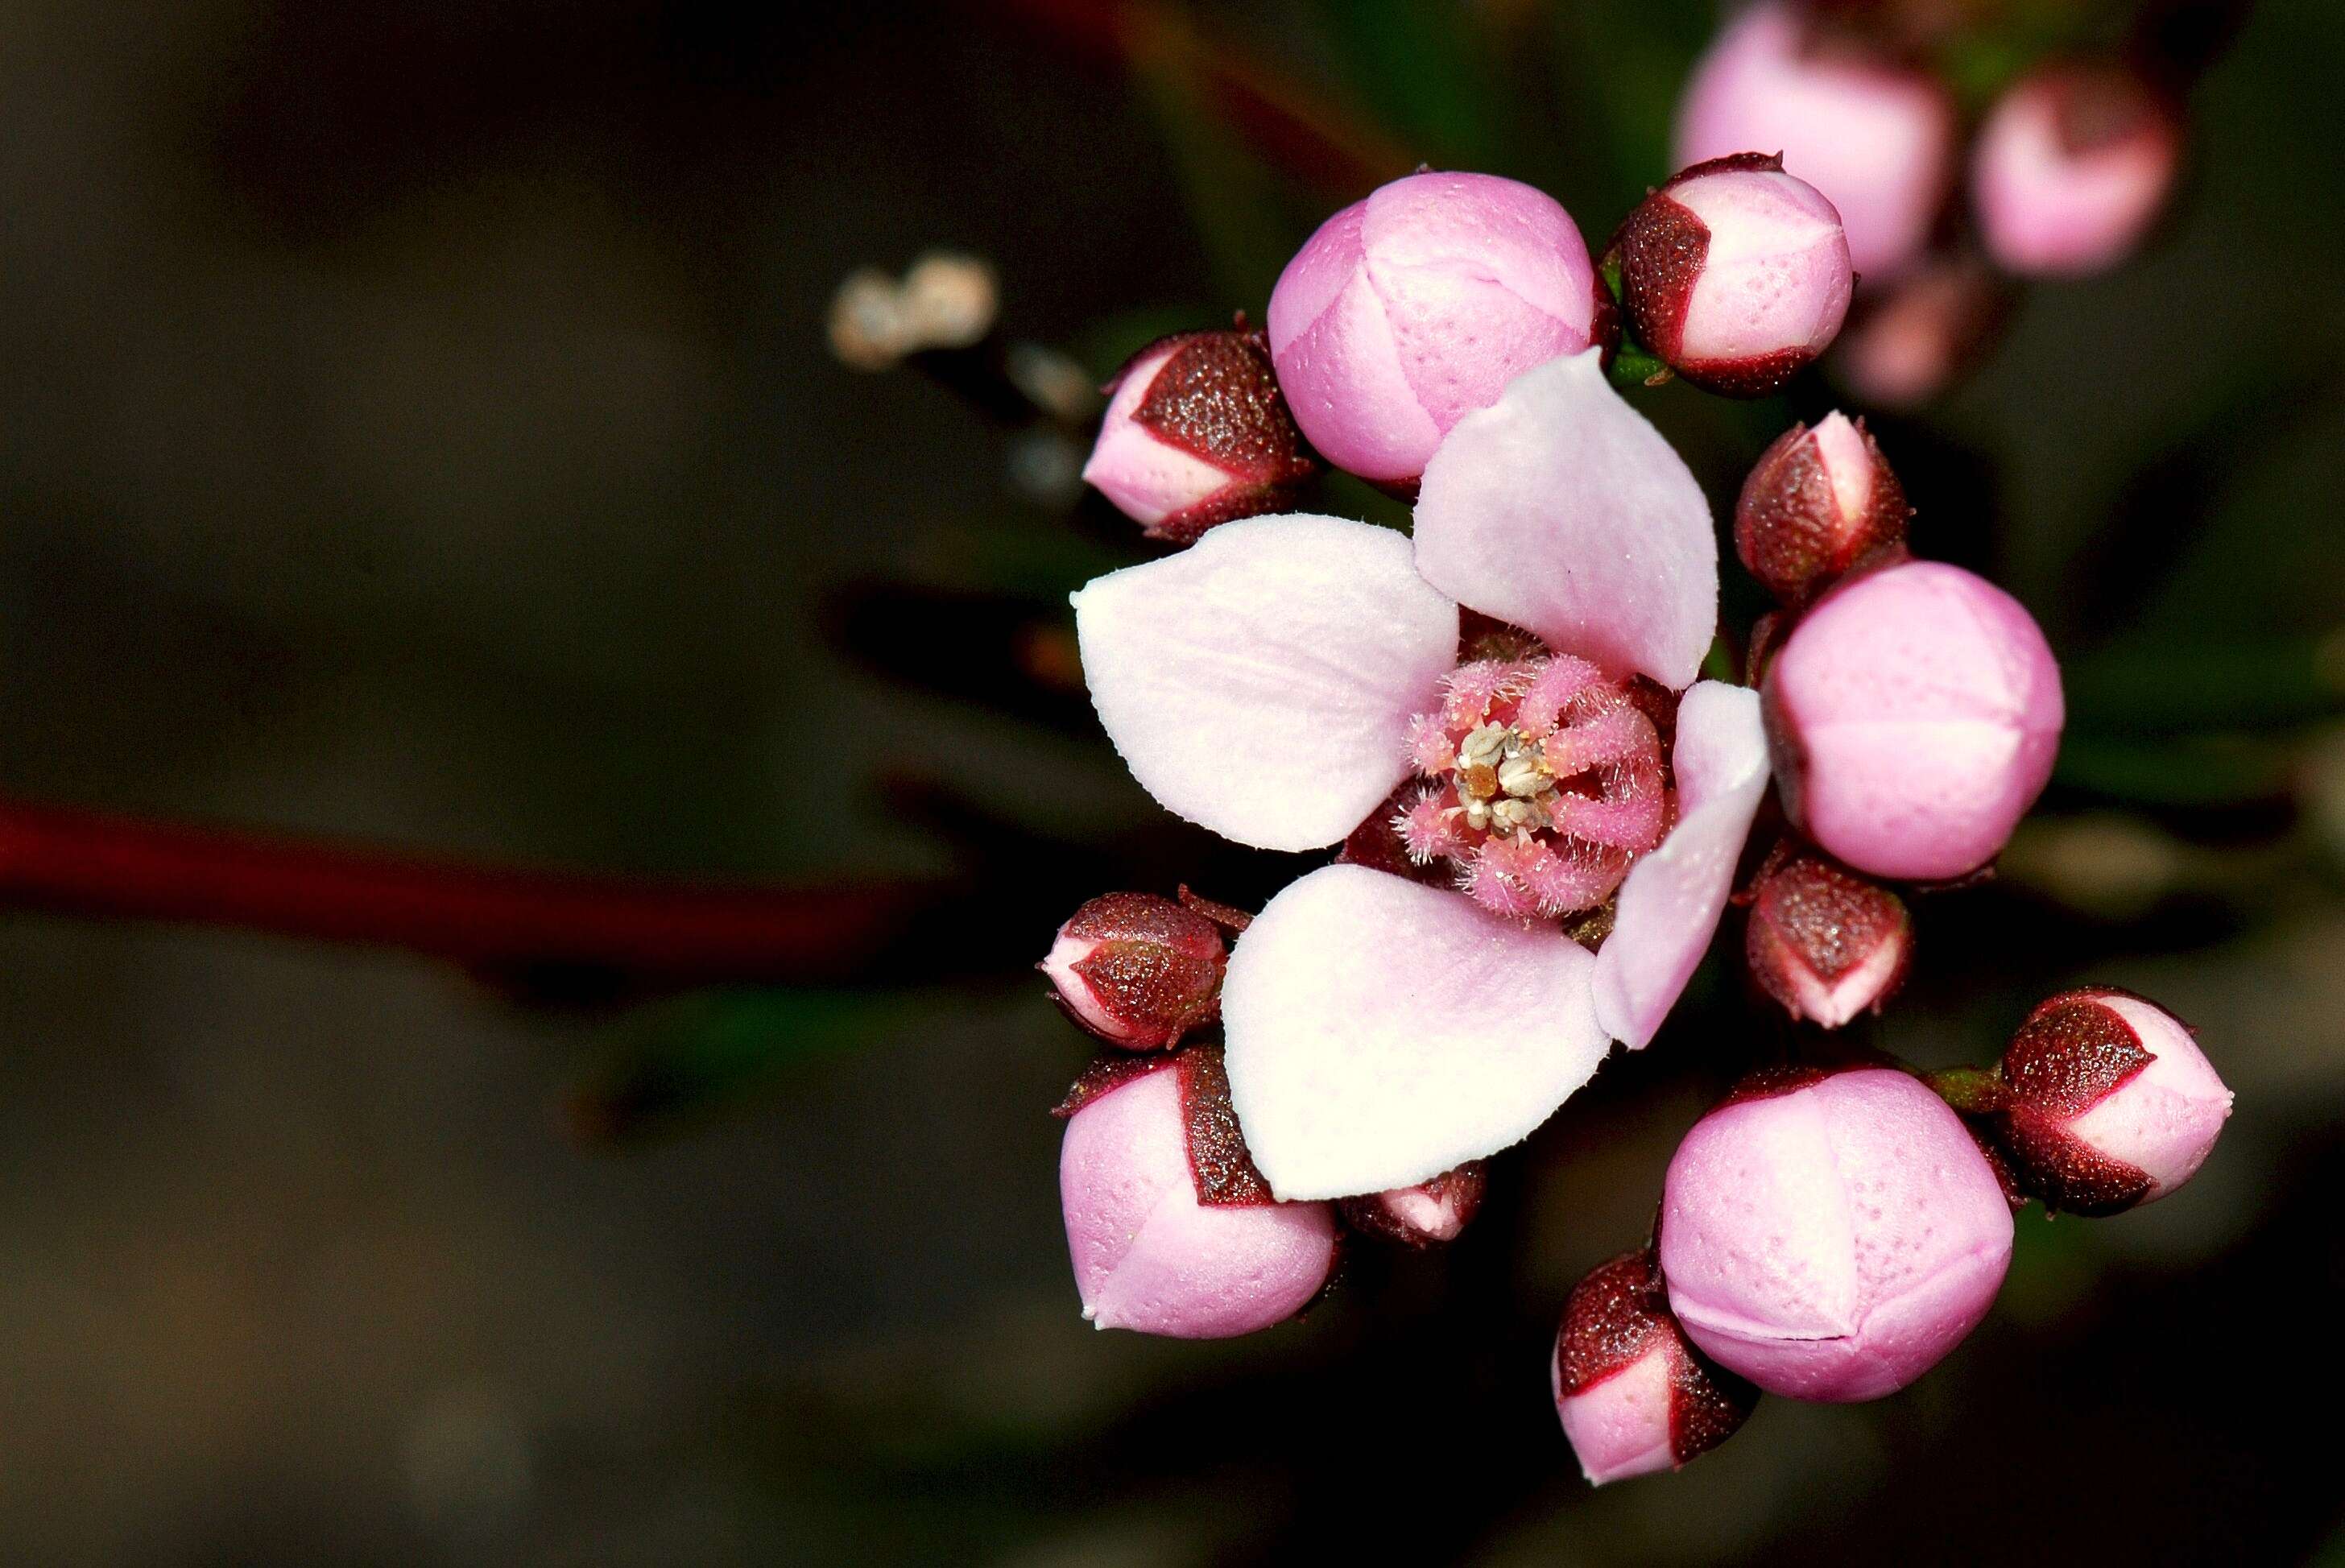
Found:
[1071,350,1769,1202]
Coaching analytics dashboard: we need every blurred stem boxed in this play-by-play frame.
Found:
[0,797,929,988]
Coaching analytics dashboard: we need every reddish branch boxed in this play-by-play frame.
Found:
[0,799,927,987]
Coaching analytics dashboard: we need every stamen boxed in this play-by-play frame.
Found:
[1401,649,1673,920]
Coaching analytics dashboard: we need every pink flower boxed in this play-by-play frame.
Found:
[1266,171,1599,486]
[1072,351,1768,1200]
[1832,255,2008,408]
[1972,65,2181,277]
[1993,987,2232,1214]
[1082,329,1320,543]
[1675,2,1957,281]
[1057,1049,1338,1337]
[1764,560,2064,882]
[1552,1247,1757,1484]
[1610,152,1854,396]
[1660,1066,2015,1401]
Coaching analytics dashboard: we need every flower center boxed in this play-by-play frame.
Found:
[1396,652,1669,920]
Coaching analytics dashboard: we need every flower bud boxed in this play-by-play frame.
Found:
[1993,987,2231,1214]
[1660,1065,2013,1400]
[1735,412,1909,606]
[1743,848,1911,1028]
[1972,65,2181,277]
[1267,170,1598,486]
[1833,255,2008,407]
[1082,329,1320,544]
[1674,3,1957,280]
[1764,560,2064,882]
[1056,1048,1338,1338]
[1553,1247,1757,1484]
[1040,892,1232,1051]
[1610,153,1854,397]
[1338,1161,1487,1247]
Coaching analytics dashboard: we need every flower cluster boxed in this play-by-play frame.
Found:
[1677,0,2187,403]
[1038,148,2228,1487]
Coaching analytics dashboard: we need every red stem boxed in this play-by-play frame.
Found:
[0,798,928,986]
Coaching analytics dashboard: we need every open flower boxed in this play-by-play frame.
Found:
[1070,351,1769,1200]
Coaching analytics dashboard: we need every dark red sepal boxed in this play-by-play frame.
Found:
[2001,987,2154,1115]
[1051,1051,1176,1119]
[1123,329,1318,541]
[1337,1161,1489,1247]
[1175,1044,1277,1207]
[1557,1248,1757,1467]
[1997,1107,2154,1215]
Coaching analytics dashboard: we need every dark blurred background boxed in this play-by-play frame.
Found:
[0,1,2339,1562]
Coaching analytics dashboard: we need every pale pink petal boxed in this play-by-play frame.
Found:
[1221,864,1607,1200]
[1073,515,1459,852]
[1593,682,1769,1049]
[1413,351,1718,690]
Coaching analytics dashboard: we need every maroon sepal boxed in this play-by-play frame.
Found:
[1715,1061,1835,1108]
[1742,846,1912,1025]
[1175,884,1253,934]
[1119,328,1320,543]
[1998,1107,2154,1215]
[1557,1248,1757,1467]
[1049,1043,1281,1210]
[1990,987,2161,1214]
[1051,1051,1175,1119]
[1175,1044,1277,1206]
[1734,416,1911,606]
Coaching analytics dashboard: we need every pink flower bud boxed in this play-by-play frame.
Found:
[1743,848,1912,1028]
[1993,987,2231,1214]
[1338,1161,1488,1247]
[1040,891,1234,1050]
[1056,1048,1338,1338]
[1972,65,2182,277]
[1833,255,2008,407]
[1267,170,1598,486]
[1660,1065,2014,1400]
[1552,1248,1756,1484]
[1735,412,1909,605]
[1763,560,2064,882]
[1082,329,1320,544]
[1674,3,1957,280]
[1610,153,1854,396]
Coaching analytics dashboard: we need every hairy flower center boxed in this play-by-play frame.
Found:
[1396,652,1670,921]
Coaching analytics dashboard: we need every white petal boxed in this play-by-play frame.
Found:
[1413,350,1718,689]
[1594,682,1770,1049]
[1222,864,1607,1199]
[1073,515,1458,851]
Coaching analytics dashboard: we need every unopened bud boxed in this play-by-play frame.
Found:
[1267,170,1599,486]
[1735,412,1909,605]
[1055,1048,1338,1338]
[1674,2,1957,280]
[1834,255,2008,407]
[1993,987,2232,1214]
[1040,891,1235,1050]
[1743,848,1911,1028]
[1660,1065,2012,1400]
[1972,64,2181,278]
[1610,153,1854,397]
[1764,560,2063,881]
[1082,329,1320,544]
[1552,1247,1757,1485]
[1338,1162,1487,1247]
